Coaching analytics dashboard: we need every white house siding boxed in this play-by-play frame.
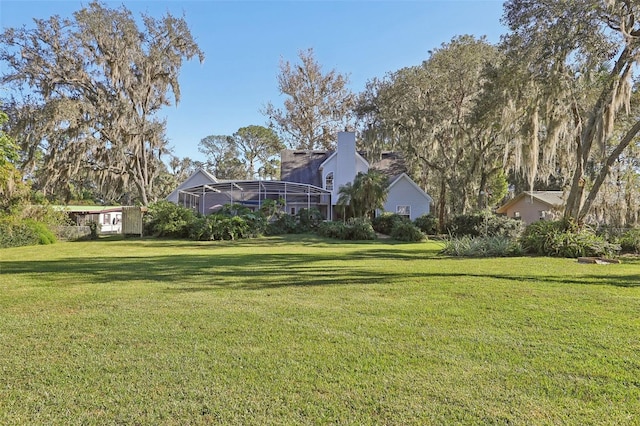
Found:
[382,176,431,221]
[322,132,370,204]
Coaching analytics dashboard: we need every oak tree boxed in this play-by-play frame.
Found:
[500,0,640,224]
[0,1,204,205]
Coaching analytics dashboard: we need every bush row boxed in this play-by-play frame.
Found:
[317,218,377,241]
[371,213,428,242]
[520,220,620,258]
[143,201,327,241]
[441,235,523,257]
[144,202,433,242]
[442,218,640,258]
[141,201,640,254]
[445,211,524,239]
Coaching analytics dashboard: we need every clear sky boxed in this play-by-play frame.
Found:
[1,0,508,161]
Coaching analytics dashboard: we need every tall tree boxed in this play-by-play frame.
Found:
[357,36,504,227]
[263,48,356,150]
[232,125,284,179]
[0,109,27,212]
[198,135,245,180]
[0,1,204,205]
[500,0,640,224]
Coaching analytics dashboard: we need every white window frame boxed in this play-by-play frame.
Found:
[325,172,334,191]
[397,205,411,219]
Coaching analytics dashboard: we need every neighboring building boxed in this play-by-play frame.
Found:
[495,191,564,224]
[56,205,124,233]
[170,132,432,220]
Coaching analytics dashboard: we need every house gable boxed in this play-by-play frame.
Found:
[318,143,369,202]
[166,168,217,203]
[382,173,432,220]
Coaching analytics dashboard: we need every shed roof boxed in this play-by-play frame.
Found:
[53,205,123,214]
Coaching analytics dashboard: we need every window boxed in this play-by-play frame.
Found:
[397,205,411,219]
[325,172,334,191]
[514,211,521,219]
[290,207,296,215]
[103,213,111,225]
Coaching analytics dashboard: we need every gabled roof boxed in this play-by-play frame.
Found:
[280,150,331,187]
[388,173,432,202]
[166,168,218,202]
[496,191,565,214]
[370,152,408,181]
[318,150,370,170]
[280,149,408,186]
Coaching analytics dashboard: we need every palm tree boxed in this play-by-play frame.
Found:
[337,169,389,220]
[337,182,356,221]
[352,169,389,220]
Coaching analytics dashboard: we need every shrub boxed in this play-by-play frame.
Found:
[441,235,523,257]
[414,214,438,235]
[0,217,56,248]
[619,228,640,254]
[297,208,323,232]
[520,220,620,258]
[188,216,211,240]
[345,217,377,241]
[317,219,377,241]
[219,203,252,217]
[266,214,298,235]
[189,214,252,241]
[520,220,565,255]
[87,221,101,240]
[372,213,409,235]
[391,221,424,242]
[26,220,57,245]
[240,212,266,237]
[447,211,523,239]
[0,217,38,248]
[317,221,347,239]
[144,201,196,238]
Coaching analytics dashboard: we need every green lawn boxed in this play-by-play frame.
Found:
[1,235,639,425]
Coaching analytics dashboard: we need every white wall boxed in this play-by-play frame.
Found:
[334,132,357,200]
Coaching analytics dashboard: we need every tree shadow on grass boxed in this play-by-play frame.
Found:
[3,242,638,290]
[1,252,406,290]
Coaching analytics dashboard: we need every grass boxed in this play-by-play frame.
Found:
[1,234,639,425]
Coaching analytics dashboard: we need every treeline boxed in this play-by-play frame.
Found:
[1,1,640,229]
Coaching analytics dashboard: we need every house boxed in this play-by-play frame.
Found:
[55,205,124,233]
[169,132,432,221]
[495,191,564,224]
[281,132,432,220]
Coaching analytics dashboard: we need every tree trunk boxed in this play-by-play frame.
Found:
[438,179,447,233]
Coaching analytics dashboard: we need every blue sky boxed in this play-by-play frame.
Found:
[1,0,508,161]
